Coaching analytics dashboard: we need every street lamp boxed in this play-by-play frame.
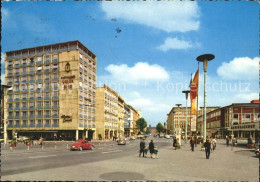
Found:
[182,90,190,144]
[196,54,215,142]
[172,111,176,135]
[1,84,12,144]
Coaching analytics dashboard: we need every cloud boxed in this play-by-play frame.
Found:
[157,37,193,51]
[234,93,259,102]
[101,1,200,33]
[217,57,259,80]
[128,98,153,107]
[105,62,169,84]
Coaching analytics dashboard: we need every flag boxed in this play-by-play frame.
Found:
[190,69,199,114]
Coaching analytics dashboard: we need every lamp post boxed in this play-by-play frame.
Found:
[196,54,215,142]
[172,111,176,135]
[1,85,12,144]
[182,90,190,144]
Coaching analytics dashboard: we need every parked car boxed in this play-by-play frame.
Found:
[165,135,170,139]
[70,139,94,151]
[117,138,126,145]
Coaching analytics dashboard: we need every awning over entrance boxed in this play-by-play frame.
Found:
[210,130,218,133]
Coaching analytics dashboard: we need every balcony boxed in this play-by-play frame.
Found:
[21,116,28,119]
[14,98,20,101]
[44,60,51,64]
[7,82,13,85]
[36,124,43,128]
[29,124,35,127]
[37,97,43,101]
[21,124,28,127]
[29,62,35,66]
[7,65,13,68]
[7,73,13,77]
[36,115,43,118]
[29,97,35,101]
[52,78,59,81]
[8,99,13,102]
[52,68,59,72]
[21,72,27,75]
[8,124,13,127]
[44,88,51,91]
[29,80,35,83]
[79,114,83,118]
[21,80,27,83]
[44,69,50,73]
[44,123,51,127]
[29,107,35,110]
[44,115,51,118]
[22,98,28,101]
[36,61,43,65]
[14,64,20,68]
[52,59,58,63]
[52,115,59,118]
[44,97,51,100]
[53,87,59,91]
[52,96,59,100]
[36,88,42,92]
[44,78,51,81]
[79,77,83,81]
[21,107,28,110]
[36,106,43,109]
[8,116,13,119]
[14,107,20,110]
[37,79,43,82]
[14,116,20,119]
[7,90,13,94]
[52,124,59,127]
[29,115,35,118]
[52,105,59,109]
[36,70,42,74]
[44,106,52,109]
[14,124,20,128]
[21,63,27,67]
[29,71,35,74]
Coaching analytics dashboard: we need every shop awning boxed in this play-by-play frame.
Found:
[210,130,218,133]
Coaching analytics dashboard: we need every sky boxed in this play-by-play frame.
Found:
[1,1,259,126]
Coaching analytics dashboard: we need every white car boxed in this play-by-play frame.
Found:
[165,135,170,139]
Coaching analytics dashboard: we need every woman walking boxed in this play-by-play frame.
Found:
[149,139,155,158]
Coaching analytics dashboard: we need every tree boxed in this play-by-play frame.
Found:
[145,128,151,134]
[156,122,164,134]
[136,118,147,132]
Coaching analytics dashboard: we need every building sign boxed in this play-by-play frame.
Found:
[61,75,75,90]
[65,62,70,72]
[61,115,72,122]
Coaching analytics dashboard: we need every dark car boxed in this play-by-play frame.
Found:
[70,139,94,151]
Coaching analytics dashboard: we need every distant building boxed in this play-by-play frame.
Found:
[123,104,133,137]
[128,105,140,135]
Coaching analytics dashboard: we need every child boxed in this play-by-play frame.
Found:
[153,146,158,159]
[144,146,149,158]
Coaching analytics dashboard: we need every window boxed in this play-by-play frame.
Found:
[45,92,50,97]
[37,92,43,98]
[52,73,58,79]
[14,85,19,91]
[53,64,58,69]
[52,82,58,88]
[38,111,42,116]
[44,55,51,60]
[45,65,50,70]
[22,111,27,116]
[22,102,27,107]
[14,94,19,99]
[45,101,50,106]
[15,68,19,73]
[30,58,34,63]
[37,66,42,71]
[37,101,42,106]
[14,60,19,65]
[22,120,27,125]
[15,120,19,125]
[37,83,42,89]
[37,57,42,62]
[45,119,50,125]
[53,100,59,106]
[45,73,50,79]
[21,76,27,82]
[15,103,19,107]
[52,110,58,116]
[29,102,35,107]
[29,120,34,125]
[37,75,42,79]
[29,75,34,81]
[8,61,12,66]
[53,91,58,97]
[29,67,34,72]
[29,111,34,116]
[45,110,50,116]
[53,54,58,60]
[245,114,250,118]
[29,92,34,98]
[9,111,13,116]
[14,77,20,82]
[29,84,35,90]
[22,67,27,72]
[22,59,27,64]
[233,114,238,119]
[22,93,27,99]
[44,83,51,89]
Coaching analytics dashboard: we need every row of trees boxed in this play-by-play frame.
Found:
[135,117,165,134]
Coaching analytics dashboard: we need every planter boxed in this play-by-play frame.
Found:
[247,144,254,149]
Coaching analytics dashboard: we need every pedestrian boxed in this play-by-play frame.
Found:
[210,137,214,151]
[154,146,159,159]
[204,139,211,159]
[226,136,229,146]
[149,139,155,158]
[213,137,216,150]
[139,138,145,157]
[190,136,195,151]
[144,146,149,158]
[173,137,177,150]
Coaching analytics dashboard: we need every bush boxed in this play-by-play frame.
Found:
[9,139,17,144]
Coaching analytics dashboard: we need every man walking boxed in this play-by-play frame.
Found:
[149,139,155,158]
[226,136,229,147]
[173,137,177,150]
[190,136,195,151]
[204,138,211,159]
[139,138,145,157]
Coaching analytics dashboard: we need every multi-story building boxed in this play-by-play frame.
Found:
[118,96,125,138]
[197,101,260,139]
[4,40,97,140]
[166,106,219,135]
[128,105,140,135]
[123,104,133,137]
[95,84,124,139]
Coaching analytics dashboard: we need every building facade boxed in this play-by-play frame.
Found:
[167,106,220,135]
[128,105,140,135]
[123,104,133,137]
[95,85,124,139]
[197,102,260,139]
[4,40,96,140]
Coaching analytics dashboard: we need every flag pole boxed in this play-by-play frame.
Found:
[195,62,199,146]
[190,73,192,136]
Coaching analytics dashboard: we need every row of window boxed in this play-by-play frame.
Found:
[8,101,59,108]
[233,113,260,119]
[8,119,59,127]
[231,124,256,129]
[8,91,58,98]
[7,73,59,81]
[9,110,59,116]
[7,55,59,65]
[7,63,59,73]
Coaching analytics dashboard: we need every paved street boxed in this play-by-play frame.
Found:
[1,136,259,181]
